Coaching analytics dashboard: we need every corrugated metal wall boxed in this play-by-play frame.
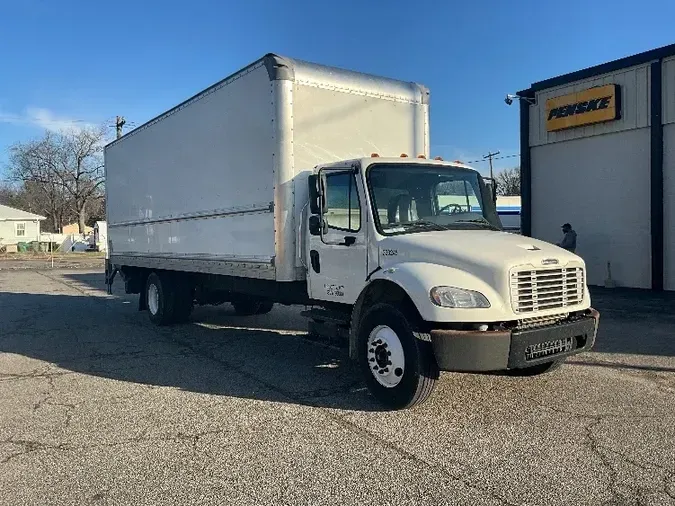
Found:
[529,64,653,289]
[529,64,651,147]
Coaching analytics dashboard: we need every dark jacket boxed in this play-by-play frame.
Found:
[558,230,577,253]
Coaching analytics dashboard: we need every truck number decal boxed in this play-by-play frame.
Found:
[382,249,398,256]
[325,284,345,297]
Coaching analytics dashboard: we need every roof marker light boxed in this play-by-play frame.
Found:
[371,153,380,157]
[417,155,426,159]
[400,153,408,157]
[434,156,443,161]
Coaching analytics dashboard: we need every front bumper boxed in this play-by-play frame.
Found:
[429,309,599,372]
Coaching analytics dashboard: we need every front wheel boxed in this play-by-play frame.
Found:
[358,303,439,409]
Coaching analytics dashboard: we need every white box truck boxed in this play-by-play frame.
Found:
[105,54,599,409]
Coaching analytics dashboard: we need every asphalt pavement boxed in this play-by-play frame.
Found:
[0,269,674,506]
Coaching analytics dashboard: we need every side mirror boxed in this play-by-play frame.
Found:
[309,215,323,236]
[483,178,498,203]
[308,175,321,215]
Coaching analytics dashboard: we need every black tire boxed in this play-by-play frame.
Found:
[508,358,565,377]
[232,300,273,316]
[146,272,176,326]
[357,303,439,410]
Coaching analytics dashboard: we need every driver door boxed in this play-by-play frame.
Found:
[307,168,368,304]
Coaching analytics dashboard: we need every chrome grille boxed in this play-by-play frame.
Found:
[511,267,584,314]
[516,313,569,330]
[525,337,574,361]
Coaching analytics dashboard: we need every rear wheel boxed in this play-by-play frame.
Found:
[358,303,439,409]
[146,272,176,326]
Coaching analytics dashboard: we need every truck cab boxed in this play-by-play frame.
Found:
[305,156,599,408]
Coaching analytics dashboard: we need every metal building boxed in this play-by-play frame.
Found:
[518,43,675,291]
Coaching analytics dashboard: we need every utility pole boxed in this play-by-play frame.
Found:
[483,150,500,180]
[115,116,126,139]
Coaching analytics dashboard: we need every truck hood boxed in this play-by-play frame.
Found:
[379,230,583,288]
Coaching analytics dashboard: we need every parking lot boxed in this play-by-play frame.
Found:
[1,268,674,506]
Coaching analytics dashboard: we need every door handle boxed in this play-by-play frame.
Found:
[342,236,356,246]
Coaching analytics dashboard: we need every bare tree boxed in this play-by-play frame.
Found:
[8,128,106,233]
[0,183,20,207]
[495,167,521,196]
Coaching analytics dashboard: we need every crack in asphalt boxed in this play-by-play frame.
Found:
[3,273,524,505]
[0,439,66,464]
[31,374,56,412]
[521,393,675,504]
[148,330,523,505]
[0,427,230,464]
[521,394,672,421]
[328,413,522,506]
[582,416,624,505]
[0,370,74,382]
[581,416,675,505]
[3,272,673,506]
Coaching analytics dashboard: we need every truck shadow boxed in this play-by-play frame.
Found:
[67,273,675,358]
[2,273,673,414]
[0,275,381,412]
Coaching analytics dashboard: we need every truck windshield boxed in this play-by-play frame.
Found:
[366,164,502,236]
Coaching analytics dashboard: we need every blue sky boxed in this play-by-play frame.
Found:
[1,0,675,177]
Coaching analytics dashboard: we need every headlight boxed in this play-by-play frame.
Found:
[430,286,490,308]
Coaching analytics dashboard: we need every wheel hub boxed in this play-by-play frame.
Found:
[148,283,159,316]
[367,325,406,388]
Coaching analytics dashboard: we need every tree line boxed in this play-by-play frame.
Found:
[495,167,520,196]
[0,127,106,234]
[1,125,522,233]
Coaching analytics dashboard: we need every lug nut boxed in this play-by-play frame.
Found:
[387,361,392,366]
[369,348,374,353]
[394,368,403,377]
[382,368,389,373]
[369,358,375,362]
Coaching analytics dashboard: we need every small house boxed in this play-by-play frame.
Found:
[0,204,46,249]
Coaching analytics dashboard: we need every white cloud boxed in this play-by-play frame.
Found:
[0,107,95,133]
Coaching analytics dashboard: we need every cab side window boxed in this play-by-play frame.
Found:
[324,172,361,232]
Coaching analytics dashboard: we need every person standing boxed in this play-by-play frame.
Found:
[557,223,577,253]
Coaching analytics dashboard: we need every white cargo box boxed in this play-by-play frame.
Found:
[105,54,430,282]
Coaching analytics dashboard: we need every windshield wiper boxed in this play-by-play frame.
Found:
[454,218,500,230]
[399,219,448,231]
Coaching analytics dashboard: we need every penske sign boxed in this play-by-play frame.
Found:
[545,84,621,132]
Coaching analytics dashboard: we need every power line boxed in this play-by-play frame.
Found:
[483,151,500,180]
[465,153,520,164]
